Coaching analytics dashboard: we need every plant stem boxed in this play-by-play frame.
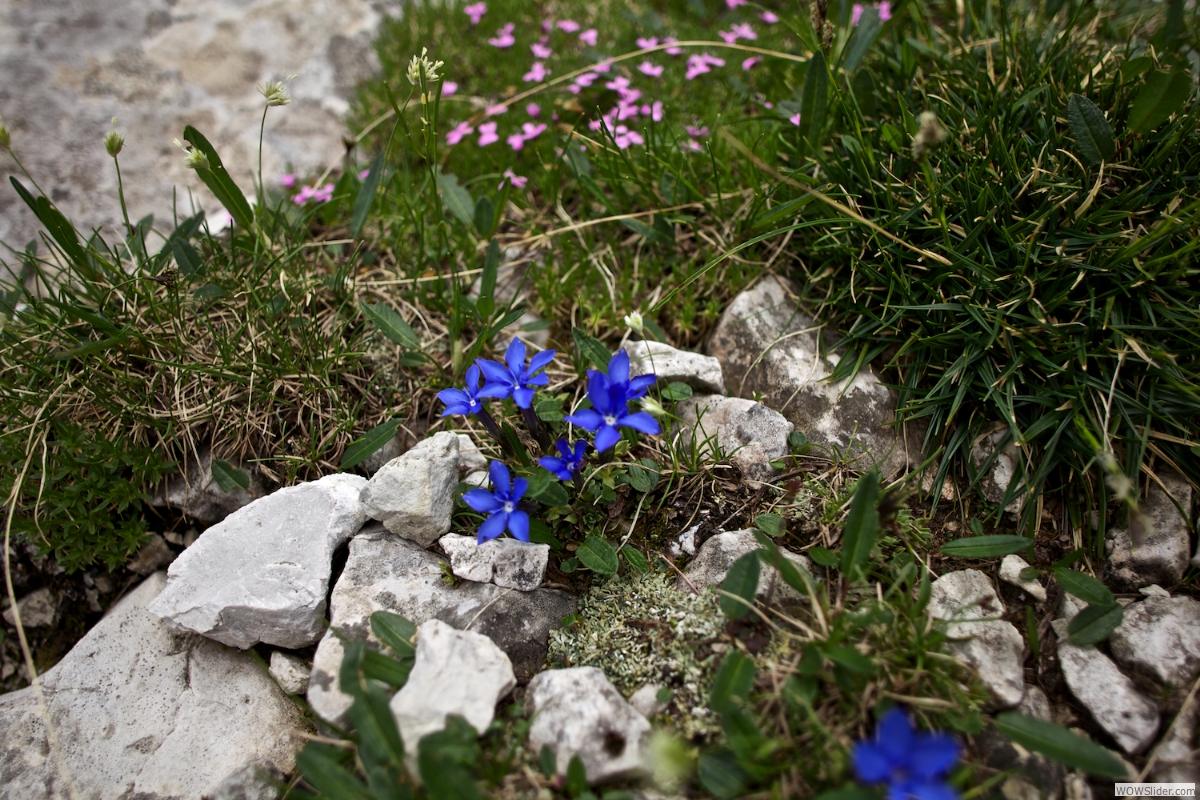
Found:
[521,405,552,451]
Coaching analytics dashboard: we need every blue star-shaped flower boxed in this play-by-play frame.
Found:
[462,461,530,544]
[436,363,487,417]
[476,338,556,409]
[852,708,960,800]
[563,349,660,453]
[538,439,588,481]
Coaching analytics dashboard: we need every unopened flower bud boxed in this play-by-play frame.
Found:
[0,117,11,151]
[407,47,445,85]
[174,138,209,170]
[259,75,295,107]
[104,124,125,158]
[641,396,667,418]
[623,311,644,335]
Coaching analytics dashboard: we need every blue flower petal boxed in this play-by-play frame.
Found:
[628,373,657,398]
[464,363,482,387]
[476,384,513,400]
[907,781,960,800]
[437,387,467,404]
[851,741,894,784]
[463,488,503,513]
[586,372,614,414]
[571,440,589,459]
[488,461,512,496]
[510,476,528,503]
[513,386,536,409]
[877,708,915,763]
[555,439,573,459]
[477,359,513,385]
[505,338,527,375]
[594,425,622,453]
[608,349,630,385]
[565,409,604,430]
[910,733,958,780]
[619,411,661,435]
[477,512,508,543]
[528,348,556,374]
[508,510,530,541]
[540,456,567,473]
[526,372,550,386]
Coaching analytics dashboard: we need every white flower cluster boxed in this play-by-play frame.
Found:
[407,47,444,85]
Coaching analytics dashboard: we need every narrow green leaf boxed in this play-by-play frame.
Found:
[577,536,619,574]
[194,283,224,299]
[798,50,829,150]
[1120,56,1153,80]
[697,749,748,800]
[839,470,880,578]
[709,650,755,714]
[620,546,650,573]
[571,327,611,371]
[211,459,250,492]
[478,239,500,320]
[340,419,402,469]
[842,5,882,73]
[295,746,374,800]
[182,126,254,231]
[1067,94,1115,166]
[171,239,205,280]
[1128,70,1192,135]
[10,178,89,270]
[350,151,385,238]
[809,546,839,567]
[940,535,1032,558]
[821,645,875,674]
[371,610,417,658]
[347,683,406,767]
[1053,568,1114,606]
[538,744,557,777]
[1067,603,1124,645]
[362,648,412,688]
[361,301,420,349]
[993,713,1129,778]
[473,196,495,237]
[621,217,673,245]
[720,551,760,619]
[436,171,476,226]
[566,756,588,795]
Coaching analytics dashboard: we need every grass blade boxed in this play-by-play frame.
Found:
[993,713,1129,778]
[939,535,1032,558]
[340,419,402,469]
[182,126,254,231]
[350,151,385,238]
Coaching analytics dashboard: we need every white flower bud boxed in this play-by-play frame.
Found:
[259,75,295,107]
[624,311,645,335]
[174,138,210,170]
[407,47,445,85]
[104,119,124,158]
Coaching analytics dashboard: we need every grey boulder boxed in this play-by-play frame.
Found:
[626,340,725,395]
[675,394,792,481]
[148,472,367,649]
[1109,596,1200,689]
[0,573,305,799]
[1106,472,1193,590]
[679,529,813,604]
[361,431,461,547]
[269,651,312,696]
[526,667,651,784]
[439,533,549,591]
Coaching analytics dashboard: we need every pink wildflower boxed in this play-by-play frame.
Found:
[442,81,458,95]
[293,183,335,204]
[760,11,780,23]
[731,23,757,40]
[702,54,726,67]
[477,122,499,146]
[521,122,547,140]
[789,112,802,126]
[851,4,865,25]
[685,55,712,80]
[523,62,549,82]
[358,168,370,179]
[685,125,709,137]
[485,103,508,116]
[526,103,541,117]
[446,121,474,145]
[592,62,611,73]
[464,2,486,24]
[579,28,598,46]
[879,1,892,20]
[501,168,528,188]
[743,56,763,70]
[683,139,704,152]
[532,40,552,59]
[719,30,739,44]
[279,173,296,188]
[638,61,664,77]
[649,100,664,121]
[576,73,598,87]
[663,37,683,55]
[507,132,527,150]
[613,125,643,149]
[726,0,747,6]
[636,36,659,49]
[556,19,580,32]
[488,22,515,47]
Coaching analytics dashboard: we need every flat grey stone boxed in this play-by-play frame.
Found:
[456,434,488,475]
[0,573,304,799]
[1149,699,1199,786]
[439,533,549,592]
[999,554,1046,602]
[1018,686,1053,722]
[678,529,813,605]
[526,667,651,784]
[361,431,460,547]
[626,340,725,395]
[148,447,264,525]
[390,620,514,762]
[707,275,905,476]
[675,394,792,482]
[269,651,311,695]
[1106,472,1193,590]
[1109,596,1200,688]
[926,570,1025,709]
[148,472,367,649]
[2,587,58,629]
[1051,619,1160,754]
[307,526,575,725]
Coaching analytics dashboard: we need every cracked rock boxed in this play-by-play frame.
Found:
[149,473,367,649]
[308,526,574,725]
[626,340,725,395]
[1051,619,1160,754]
[361,431,461,547]
[1106,472,1193,590]
[148,447,264,525]
[679,529,813,604]
[2,587,58,629]
[708,275,905,476]
[926,570,1025,709]
[675,394,792,482]
[269,651,311,695]
[0,573,305,799]
[439,533,550,591]
[390,620,515,761]
[1109,596,1200,689]
[526,667,651,784]
[999,554,1046,602]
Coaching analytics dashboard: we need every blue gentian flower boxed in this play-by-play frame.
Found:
[462,461,530,544]
[563,349,660,453]
[476,338,556,409]
[852,708,960,800]
[539,439,588,481]
[437,364,487,417]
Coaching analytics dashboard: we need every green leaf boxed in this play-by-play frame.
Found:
[1128,70,1192,135]
[436,171,476,226]
[478,240,500,320]
[530,480,570,508]
[1067,94,1115,166]
[10,178,89,272]
[559,557,579,573]
[1163,0,1186,46]
[797,50,829,151]
[993,713,1129,778]
[350,151,385,238]
[340,419,401,470]
[782,675,818,709]
[940,534,1032,558]
[538,744,557,777]
[571,327,611,371]
[696,748,748,800]
[370,610,417,658]
[814,787,881,800]
[473,196,495,237]
[362,648,412,688]
[566,755,588,795]
[839,470,880,579]
[1120,56,1153,80]
[347,683,406,767]
[719,551,760,619]
[193,283,225,300]
[361,301,420,349]
[620,546,649,573]
[1067,602,1124,645]
[842,4,883,73]
[182,126,255,232]
[533,396,564,422]
[754,513,786,538]
[577,536,619,574]
[709,650,755,714]
[418,722,484,800]
[171,239,205,280]
[627,459,659,493]
[211,459,250,492]
[809,546,839,567]
[821,645,874,674]
[620,217,673,245]
[295,745,374,800]
[1053,568,1114,606]
[660,381,692,401]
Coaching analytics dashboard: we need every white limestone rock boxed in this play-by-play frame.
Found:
[679,529,814,604]
[629,684,667,718]
[999,554,1046,602]
[1149,699,1200,786]
[1106,472,1193,590]
[390,620,515,759]
[926,569,1025,709]
[1139,585,1171,598]
[148,447,265,525]
[526,667,651,784]
[1109,596,1200,689]
[675,394,793,482]
[1051,619,1160,754]
[0,573,304,799]
[707,275,905,476]
[439,533,549,592]
[269,651,312,695]
[970,429,1024,514]
[462,470,489,488]
[361,431,461,547]
[148,473,367,649]
[2,587,58,629]
[308,526,575,725]
[456,433,489,475]
[626,340,725,395]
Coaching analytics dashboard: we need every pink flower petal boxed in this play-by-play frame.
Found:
[485,103,508,116]
[557,19,580,32]
[526,103,541,117]
[742,56,763,70]
[638,61,664,77]
[851,4,864,25]
[477,122,499,146]
[523,62,549,82]
[636,37,659,49]
[442,81,458,96]
[279,174,296,187]
[760,11,779,23]
[685,125,709,137]
[663,37,683,55]
[507,133,526,150]
[579,28,598,46]
[879,1,892,21]
[732,23,757,40]
[726,0,747,6]
[464,2,487,24]
[488,22,515,47]
[789,112,802,126]
[532,41,553,59]
[446,121,474,145]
